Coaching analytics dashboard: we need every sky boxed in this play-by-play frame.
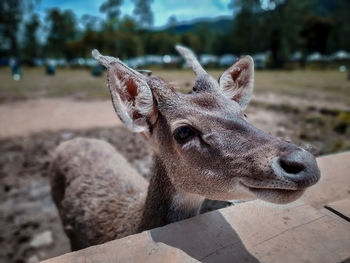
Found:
[34,0,233,27]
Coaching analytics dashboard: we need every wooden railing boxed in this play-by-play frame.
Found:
[43,151,350,263]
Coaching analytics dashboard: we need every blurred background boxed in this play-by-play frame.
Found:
[0,0,349,262]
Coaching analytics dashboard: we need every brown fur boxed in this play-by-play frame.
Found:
[50,138,147,250]
[50,46,320,250]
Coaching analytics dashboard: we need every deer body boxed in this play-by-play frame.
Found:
[51,138,147,249]
[50,46,320,250]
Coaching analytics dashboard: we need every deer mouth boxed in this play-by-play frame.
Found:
[240,181,305,204]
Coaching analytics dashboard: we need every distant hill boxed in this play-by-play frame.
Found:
[156,16,234,34]
[155,0,335,35]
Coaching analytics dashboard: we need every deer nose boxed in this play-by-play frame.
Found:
[272,149,320,188]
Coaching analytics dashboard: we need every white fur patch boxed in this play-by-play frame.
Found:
[171,191,204,219]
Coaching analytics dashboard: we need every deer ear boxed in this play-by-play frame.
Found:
[219,56,254,109]
[92,50,156,134]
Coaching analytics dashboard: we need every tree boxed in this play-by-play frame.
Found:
[22,13,41,63]
[144,32,178,55]
[229,0,261,14]
[301,15,333,54]
[180,32,201,54]
[81,14,101,31]
[74,15,104,58]
[0,0,23,56]
[45,8,78,59]
[228,0,263,54]
[326,0,350,52]
[117,18,144,58]
[100,0,123,21]
[131,0,154,28]
[228,0,318,67]
[167,15,177,34]
[269,0,315,68]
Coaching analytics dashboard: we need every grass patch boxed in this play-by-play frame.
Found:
[297,109,350,155]
[250,100,301,114]
[0,67,349,155]
[1,67,349,105]
[0,67,108,101]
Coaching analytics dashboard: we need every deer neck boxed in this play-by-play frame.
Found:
[138,155,204,232]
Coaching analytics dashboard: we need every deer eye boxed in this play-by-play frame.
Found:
[173,126,195,144]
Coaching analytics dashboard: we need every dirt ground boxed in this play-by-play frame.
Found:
[0,98,119,138]
[0,126,152,263]
[0,97,289,139]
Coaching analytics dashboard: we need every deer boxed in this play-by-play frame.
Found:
[49,45,320,251]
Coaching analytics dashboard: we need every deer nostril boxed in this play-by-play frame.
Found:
[279,158,305,174]
[272,149,320,188]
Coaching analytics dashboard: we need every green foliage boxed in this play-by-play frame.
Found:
[180,33,201,54]
[45,8,78,59]
[326,0,350,53]
[0,0,23,56]
[301,15,333,54]
[131,0,154,28]
[99,0,123,21]
[81,15,101,31]
[144,32,178,55]
[22,13,41,64]
[227,0,349,67]
[298,108,350,155]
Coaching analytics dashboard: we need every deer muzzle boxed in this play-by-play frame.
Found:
[272,148,320,189]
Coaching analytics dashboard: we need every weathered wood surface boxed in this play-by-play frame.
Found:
[43,152,350,263]
[301,151,350,209]
[43,202,350,263]
[325,198,350,222]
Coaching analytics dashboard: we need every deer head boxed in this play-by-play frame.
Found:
[92,46,320,205]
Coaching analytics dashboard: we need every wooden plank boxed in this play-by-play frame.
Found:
[43,200,350,263]
[301,151,350,209]
[325,198,350,222]
[43,152,350,263]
